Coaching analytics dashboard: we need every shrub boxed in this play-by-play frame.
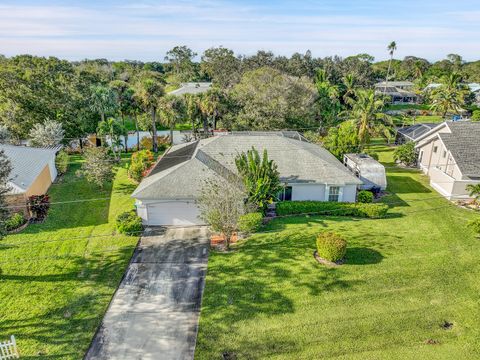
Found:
[471,110,480,122]
[5,212,26,231]
[276,201,388,219]
[316,232,347,262]
[116,211,143,236]
[468,218,480,235]
[393,142,417,166]
[55,150,69,175]
[357,190,374,203]
[140,135,170,152]
[238,212,263,234]
[128,150,155,182]
[77,147,114,188]
[27,194,50,221]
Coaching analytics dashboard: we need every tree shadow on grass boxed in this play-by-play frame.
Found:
[386,175,431,194]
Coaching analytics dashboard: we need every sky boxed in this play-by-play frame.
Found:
[0,0,479,62]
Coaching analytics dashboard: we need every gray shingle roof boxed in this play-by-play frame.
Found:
[132,134,362,200]
[439,122,480,178]
[168,82,212,96]
[0,144,58,194]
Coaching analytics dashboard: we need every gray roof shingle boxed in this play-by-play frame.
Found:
[132,134,362,200]
[0,144,57,194]
[440,122,480,178]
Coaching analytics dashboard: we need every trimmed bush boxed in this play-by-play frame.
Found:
[128,150,154,182]
[468,218,480,235]
[276,201,388,219]
[238,212,263,234]
[5,212,26,231]
[55,150,69,175]
[357,190,374,203]
[316,232,347,262]
[116,211,143,236]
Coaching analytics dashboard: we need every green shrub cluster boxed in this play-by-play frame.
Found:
[55,150,69,175]
[128,150,155,182]
[5,212,26,231]
[357,190,374,203]
[276,201,388,219]
[238,212,263,234]
[468,218,480,235]
[316,232,347,262]
[116,211,143,236]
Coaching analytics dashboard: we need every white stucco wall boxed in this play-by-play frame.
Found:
[291,184,326,201]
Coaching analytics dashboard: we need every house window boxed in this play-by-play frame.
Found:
[278,186,292,201]
[328,186,340,202]
[433,146,438,153]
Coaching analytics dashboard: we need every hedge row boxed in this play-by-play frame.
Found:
[276,201,389,219]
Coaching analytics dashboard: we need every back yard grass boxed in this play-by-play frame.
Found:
[0,154,138,359]
[196,146,480,359]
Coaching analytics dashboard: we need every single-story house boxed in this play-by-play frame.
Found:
[343,154,387,190]
[1,144,59,213]
[415,121,480,200]
[168,82,212,96]
[374,81,418,104]
[132,133,362,226]
[395,123,438,144]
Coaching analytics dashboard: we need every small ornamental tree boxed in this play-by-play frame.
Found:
[235,147,281,211]
[128,150,155,182]
[28,194,50,221]
[77,147,114,188]
[197,176,248,250]
[29,120,65,147]
[55,150,69,175]
[393,142,417,166]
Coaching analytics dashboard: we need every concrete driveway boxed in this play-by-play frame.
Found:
[85,226,210,360]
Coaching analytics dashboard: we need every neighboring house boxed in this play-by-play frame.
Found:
[395,123,438,144]
[1,144,58,212]
[343,154,387,190]
[168,82,212,96]
[132,133,362,225]
[415,122,480,200]
[374,81,418,104]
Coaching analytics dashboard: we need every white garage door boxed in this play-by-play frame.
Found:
[146,201,203,226]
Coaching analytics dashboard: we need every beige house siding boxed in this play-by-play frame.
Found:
[25,165,52,196]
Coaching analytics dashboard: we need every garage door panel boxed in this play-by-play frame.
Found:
[146,202,203,226]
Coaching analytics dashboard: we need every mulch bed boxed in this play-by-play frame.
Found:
[313,251,344,267]
[210,232,239,247]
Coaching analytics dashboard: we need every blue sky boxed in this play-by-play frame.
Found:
[0,0,479,61]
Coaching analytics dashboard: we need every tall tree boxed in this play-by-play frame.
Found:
[344,89,393,147]
[158,95,186,144]
[201,46,241,88]
[89,85,117,124]
[383,41,397,95]
[184,93,201,139]
[134,72,165,152]
[314,69,341,131]
[430,72,467,118]
[97,117,126,159]
[109,79,133,152]
[164,45,197,82]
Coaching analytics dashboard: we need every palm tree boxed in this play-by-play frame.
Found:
[466,184,480,204]
[383,41,397,95]
[184,93,201,139]
[133,73,165,152]
[344,89,393,148]
[89,85,116,124]
[109,80,131,152]
[430,72,466,119]
[158,95,186,144]
[342,73,356,105]
[97,117,126,160]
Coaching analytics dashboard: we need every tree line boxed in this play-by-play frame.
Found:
[0,46,478,154]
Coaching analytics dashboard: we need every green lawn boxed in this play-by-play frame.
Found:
[0,155,139,359]
[196,146,480,359]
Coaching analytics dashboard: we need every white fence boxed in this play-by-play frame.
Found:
[0,336,19,359]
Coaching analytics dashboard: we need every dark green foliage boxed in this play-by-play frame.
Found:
[116,210,143,235]
[235,147,281,211]
[27,194,50,221]
[393,142,417,166]
[276,201,388,219]
[323,120,361,159]
[357,190,374,203]
[55,150,69,175]
[316,232,347,262]
[238,212,263,234]
[5,212,26,231]
[466,184,480,204]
